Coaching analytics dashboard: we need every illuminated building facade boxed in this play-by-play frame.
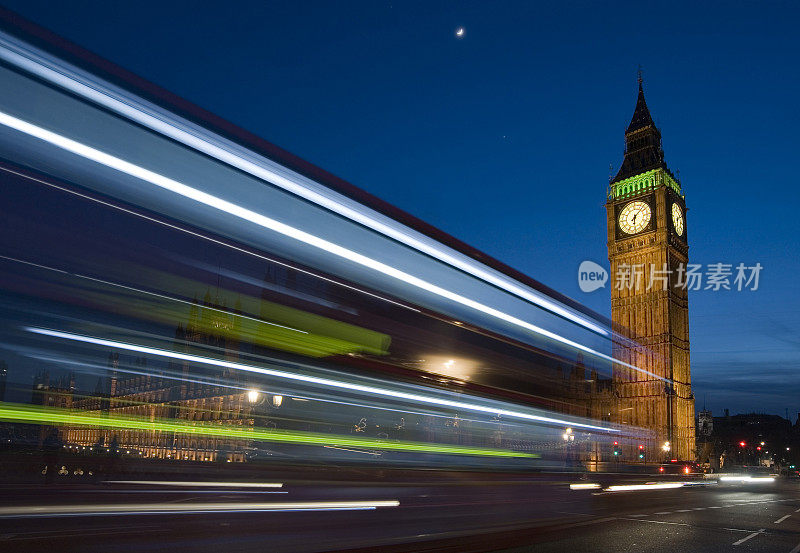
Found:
[606,78,695,461]
[560,354,615,469]
[66,292,258,462]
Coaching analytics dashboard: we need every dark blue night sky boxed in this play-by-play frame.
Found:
[3,1,799,418]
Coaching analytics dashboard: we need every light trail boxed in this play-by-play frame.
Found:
[0,253,307,334]
[25,326,618,433]
[0,110,648,375]
[22,348,509,426]
[323,446,382,456]
[0,401,537,458]
[0,31,608,337]
[605,483,684,492]
[719,476,775,483]
[0,500,400,518]
[104,481,283,488]
[0,165,419,313]
[569,483,601,490]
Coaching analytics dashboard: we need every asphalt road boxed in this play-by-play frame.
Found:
[0,474,797,552]
[499,481,800,553]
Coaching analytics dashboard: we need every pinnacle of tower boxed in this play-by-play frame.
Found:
[611,79,669,184]
[625,80,655,134]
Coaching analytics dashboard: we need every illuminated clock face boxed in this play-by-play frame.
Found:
[671,203,684,236]
[618,201,651,234]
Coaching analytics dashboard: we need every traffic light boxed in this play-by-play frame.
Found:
[756,446,762,451]
[739,441,746,447]
[638,444,645,460]
[612,441,621,459]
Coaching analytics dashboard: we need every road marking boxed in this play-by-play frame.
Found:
[709,506,722,509]
[692,507,706,510]
[789,540,800,553]
[629,514,646,517]
[795,507,800,513]
[626,519,692,527]
[733,529,764,546]
[654,511,671,515]
[675,509,691,512]
[775,515,791,524]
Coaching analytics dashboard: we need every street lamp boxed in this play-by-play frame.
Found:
[247,390,260,404]
[662,441,671,453]
[272,395,283,408]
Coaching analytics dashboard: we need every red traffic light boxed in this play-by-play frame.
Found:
[756,446,762,451]
[638,444,644,450]
[613,441,619,446]
[739,441,746,447]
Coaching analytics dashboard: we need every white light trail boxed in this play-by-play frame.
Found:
[0,253,307,334]
[0,33,608,337]
[0,165,417,313]
[569,483,601,490]
[719,476,775,483]
[26,327,618,433]
[0,110,644,374]
[605,483,684,492]
[104,481,283,488]
[0,500,400,518]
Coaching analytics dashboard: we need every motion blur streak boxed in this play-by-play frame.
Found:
[25,326,618,433]
[0,164,417,313]
[0,253,308,334]
[0,110,640,372]
[0,402,535,458]
[0,31,608,337]
[104,481,284,488]
[605,483,685,492]
[569,483,601,490]
[718,476,776,483]
[0,500,401,518]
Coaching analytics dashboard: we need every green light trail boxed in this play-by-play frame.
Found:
[0,402,536,459]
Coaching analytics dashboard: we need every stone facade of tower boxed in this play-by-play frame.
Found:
[606,80,696,462]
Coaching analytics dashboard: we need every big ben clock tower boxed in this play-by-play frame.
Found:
[606,77,695,462]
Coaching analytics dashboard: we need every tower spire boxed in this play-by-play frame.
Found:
[626,79,655,134]
[611,78,667,184]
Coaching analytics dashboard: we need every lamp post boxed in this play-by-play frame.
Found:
[247,389,283,459]
[562,427,574,468]
[247,389,283,410]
